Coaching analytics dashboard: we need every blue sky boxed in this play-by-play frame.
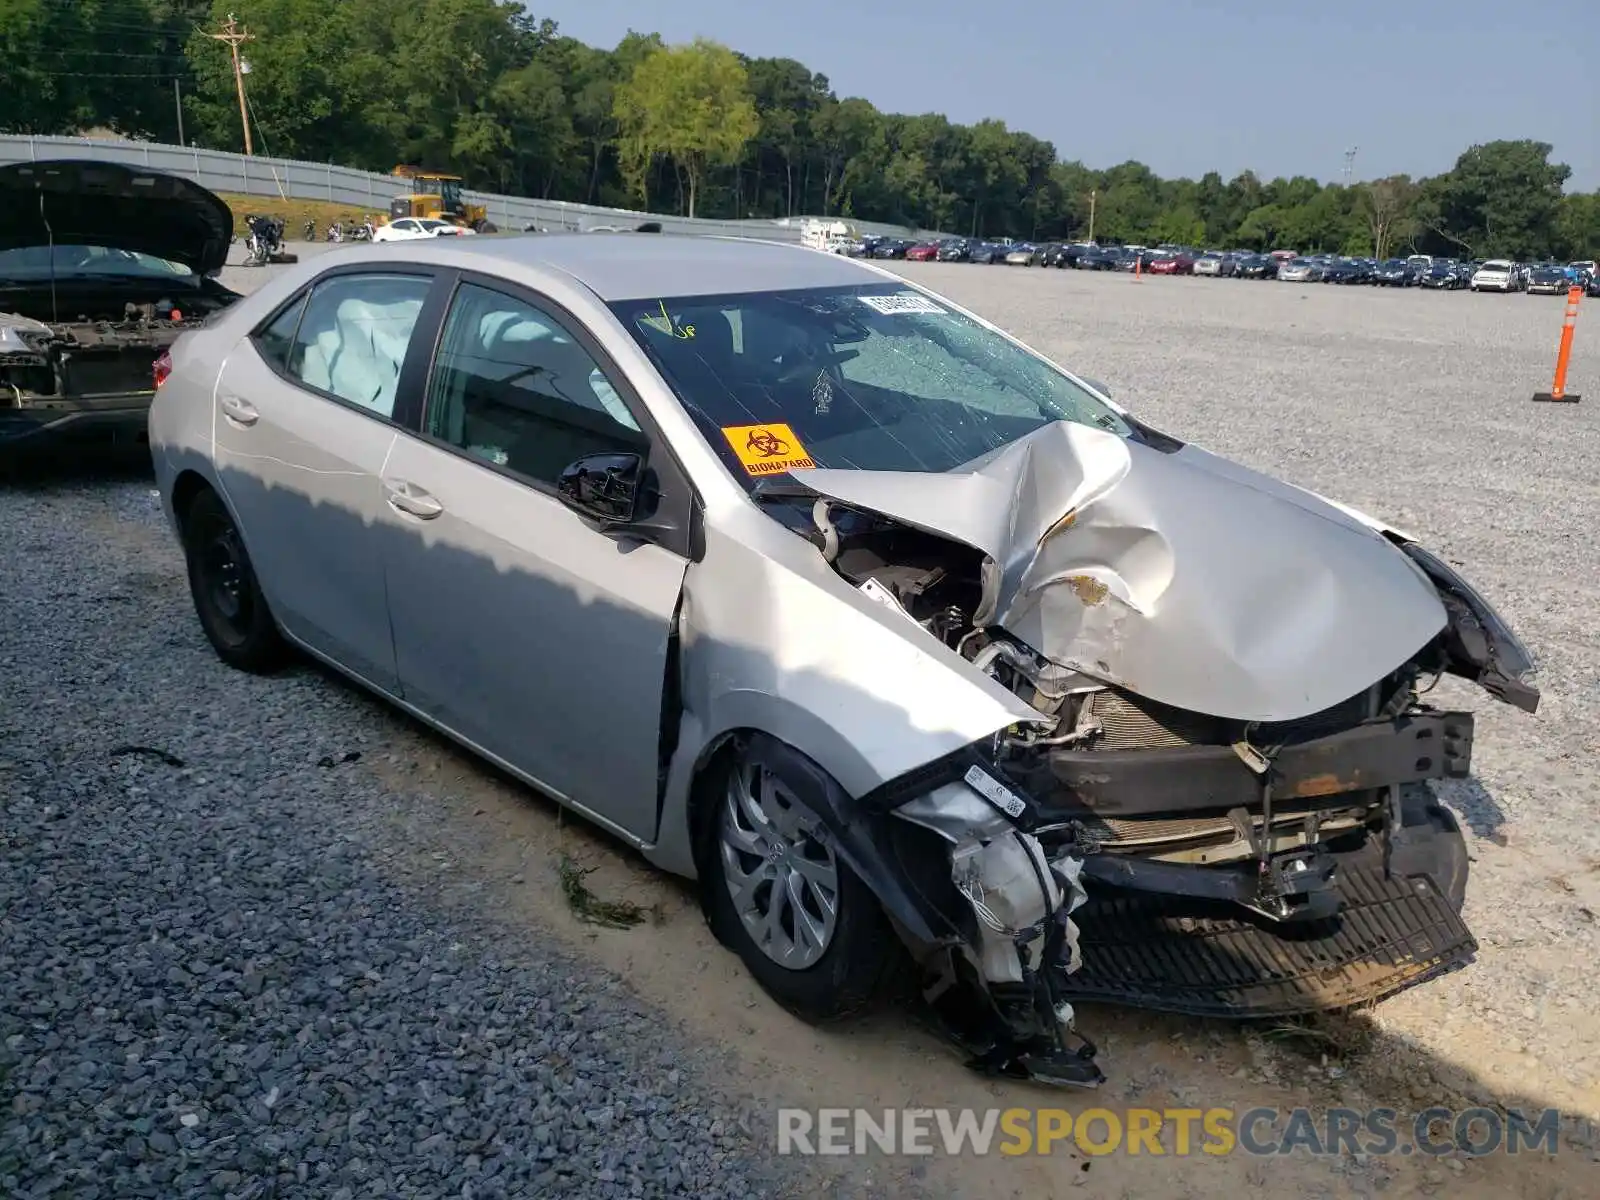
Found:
[543,0,1599,190]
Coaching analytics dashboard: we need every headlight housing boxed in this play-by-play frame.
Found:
[1401,542,1540,713]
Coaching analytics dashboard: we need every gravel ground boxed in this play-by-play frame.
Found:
[3,249,1598,1200]
[0,485,835,1192]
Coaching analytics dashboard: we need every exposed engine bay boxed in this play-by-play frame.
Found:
[760,485,1536,1086]
[1,290,229,410]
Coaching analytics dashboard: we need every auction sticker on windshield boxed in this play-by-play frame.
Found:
[721,423,818,475]
[859,292,947,315]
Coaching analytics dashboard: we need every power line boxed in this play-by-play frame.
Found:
[30,49,192,61]
[13,69,190,80]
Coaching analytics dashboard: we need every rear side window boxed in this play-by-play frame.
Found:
[283,273,432,418]
[253,292,307,370]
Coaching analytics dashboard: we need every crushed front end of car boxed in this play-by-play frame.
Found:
[773,419,1538,1087]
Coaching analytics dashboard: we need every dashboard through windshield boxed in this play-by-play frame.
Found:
[610,283,1130,484]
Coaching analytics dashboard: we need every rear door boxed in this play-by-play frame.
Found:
[377,274,695,840]
[213,267,444,691]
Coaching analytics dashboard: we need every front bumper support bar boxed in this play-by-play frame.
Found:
[1035,709,1474,817]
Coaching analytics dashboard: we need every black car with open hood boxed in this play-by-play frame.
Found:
[0,159,234,277]
[0,160,242,449]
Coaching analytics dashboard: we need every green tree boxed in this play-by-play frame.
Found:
[1359,176,1419,259]
[1424,140,1570,259]
[1555,193,1600,260]
[613,38,759,217]
[0,7,1590,247]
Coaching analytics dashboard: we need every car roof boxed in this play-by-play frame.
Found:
[445,234,880,301]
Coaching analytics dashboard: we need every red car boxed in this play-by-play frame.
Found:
[904,242,941,261]
[1147,252,1195,275]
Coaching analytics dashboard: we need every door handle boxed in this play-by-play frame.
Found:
[219,393,259,426]
[383,479,444,519]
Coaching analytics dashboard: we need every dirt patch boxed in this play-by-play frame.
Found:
[215,192,387,238]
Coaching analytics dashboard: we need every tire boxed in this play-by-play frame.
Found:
[700,736,898,1023]
[181,487,287,674]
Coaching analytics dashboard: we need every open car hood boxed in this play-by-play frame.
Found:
[789,421,1449,723]
[0,159,233,278]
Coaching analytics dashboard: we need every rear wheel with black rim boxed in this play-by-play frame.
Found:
[182,487,286,673]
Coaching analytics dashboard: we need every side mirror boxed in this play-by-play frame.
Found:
[557,452,644,525]
[1078,376,1112,398]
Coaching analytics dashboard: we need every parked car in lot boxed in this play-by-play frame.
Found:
[1470,260,1520,292]
[870,238,913,260]
[372,217,473,242]
[0,159,242,450]
[150,234,1539,1088]
[1526,265,1568,295]
[1146,252,1195,275]
[1003,244,1038,265]
[1278,257,1325,283]
[1192,252,1234,277]
[936,239,970,262]
[1419,261,1462,290]
[967,241,1006,264]
[1077,245,1120,271]
[1373,259,1420,287]
[1234,253,1279,279]
[903,242,941,262]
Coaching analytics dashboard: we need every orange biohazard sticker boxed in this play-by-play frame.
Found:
[720,422,817,476]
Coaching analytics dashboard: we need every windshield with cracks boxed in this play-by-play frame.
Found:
[611,283,1131,486]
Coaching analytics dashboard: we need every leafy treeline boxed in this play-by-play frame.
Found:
[3,0,1596,257]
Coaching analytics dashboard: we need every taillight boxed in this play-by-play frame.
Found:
[153,350,173,389]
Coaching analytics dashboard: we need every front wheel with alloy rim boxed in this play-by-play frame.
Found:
[182,487,286,673]
[701,737,899,1024]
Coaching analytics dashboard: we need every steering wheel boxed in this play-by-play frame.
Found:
[772,347,859,386]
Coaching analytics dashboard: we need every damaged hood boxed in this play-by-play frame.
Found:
[0,160,233,278]
[789,421,1448,723]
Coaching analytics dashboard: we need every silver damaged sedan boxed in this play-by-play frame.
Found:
[149,235,1539,1087]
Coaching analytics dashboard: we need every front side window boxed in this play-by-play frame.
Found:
[424,282,646,485]
[611,283,1130,484]
[253,292,308,370]
[284,273,432,417]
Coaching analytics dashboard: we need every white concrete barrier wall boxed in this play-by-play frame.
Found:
[0,134,942,242]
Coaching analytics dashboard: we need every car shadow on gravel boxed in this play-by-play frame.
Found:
[1434,776,1508,841]
[0,436,155,488]
[172,460,1593,1196]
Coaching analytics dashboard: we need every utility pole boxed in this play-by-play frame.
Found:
[207,14,255,156]
[173,78,184,147]
[1087,188,1097,243]
[1342,146,1358,186]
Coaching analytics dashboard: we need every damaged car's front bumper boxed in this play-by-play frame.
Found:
[851,705,1481,1087]
[839,565,1536,1087]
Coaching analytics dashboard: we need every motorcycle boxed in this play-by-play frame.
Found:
[303,219,318,241]
[325,222,345,243]
[242,215,296,267]
[349,221,373,242]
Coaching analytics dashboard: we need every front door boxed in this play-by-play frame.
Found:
[212,269,436,692]
[379,279,689,840]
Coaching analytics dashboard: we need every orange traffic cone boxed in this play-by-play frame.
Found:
[1133,255,1142,283]
[1532,286,1583,403]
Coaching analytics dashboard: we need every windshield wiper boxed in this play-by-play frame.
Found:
[751,478,822,502]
